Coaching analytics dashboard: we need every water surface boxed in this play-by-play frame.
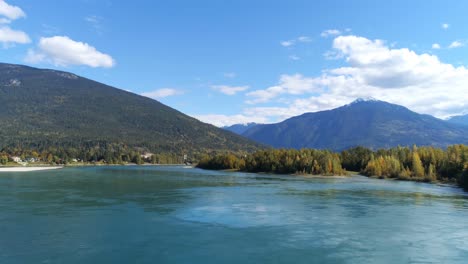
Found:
[1,166,468,263]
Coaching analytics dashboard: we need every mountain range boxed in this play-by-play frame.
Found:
[222,123,259,135]
[0,63,260,154]
[2,62,466,155]
[234,98,468,150]
[447,114,468,126]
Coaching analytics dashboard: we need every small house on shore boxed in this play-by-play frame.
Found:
[11,156,22,163]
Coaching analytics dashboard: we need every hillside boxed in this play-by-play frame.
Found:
[447,114,468,126]
[0,63,260,155]
[242,98,468,150]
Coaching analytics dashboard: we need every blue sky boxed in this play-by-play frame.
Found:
[1,0,468,126]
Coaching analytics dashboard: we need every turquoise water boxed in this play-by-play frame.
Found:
[1,166,468,264]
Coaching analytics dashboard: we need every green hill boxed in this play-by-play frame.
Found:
[0,63,260,157]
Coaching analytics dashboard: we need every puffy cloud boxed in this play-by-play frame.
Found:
[141,88,183,99]
[0,0,25,22]
[448,41,463,49]
[246,86,284,104]
[0,1,29,46]
[0,26,30,44]
[211,85,249,95]
[330,36,448,88]
[246,74,324,104]
[321,29,341,37]
[193,114,268,127]
[25,36,115,68]
[245,35,468,121]
[432,43,441,49]
[442,23,449,30]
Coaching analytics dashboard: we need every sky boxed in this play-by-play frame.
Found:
[1,0,468,126]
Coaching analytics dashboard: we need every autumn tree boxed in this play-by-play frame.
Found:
[412,152,425,178]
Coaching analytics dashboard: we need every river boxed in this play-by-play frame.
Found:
[1,166,467,263]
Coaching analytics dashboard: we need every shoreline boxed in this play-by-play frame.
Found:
[299,174,349,179]
[217,168,350,178]
[0,163,192,172]
[0,166,63,172]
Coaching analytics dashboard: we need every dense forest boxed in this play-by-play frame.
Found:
[197,144,468,189]
[0,63,260,156]
[198,149,346,175]
[0,143,188,165]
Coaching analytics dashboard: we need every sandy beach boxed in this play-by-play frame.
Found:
[0,166,63,172]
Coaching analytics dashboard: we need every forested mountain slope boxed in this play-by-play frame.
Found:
[0,63,260,155]
[242,99,468,150]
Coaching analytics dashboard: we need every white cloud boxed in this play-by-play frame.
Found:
[448,41,463,49]
[297,36,312,42]
[442,23,449,29]
[211,85,249,95]
[192,114,268,127]
[280,40,294,47]
[0,0,25,22]
[85,15,100,24]
[141,88,183,99]
[321,29,341,38]
[280,36,312,47]
[24,48,45,62]
[432,43,441,49]
[224,72,236,78]
[0,26,30,45]
[244,35,468,122]
[0,1,29,46]
[85,15,104,34]
[289,55,300,61]
[246,74,324,104]
[25,36,115,68]
[243,96,348,122]
[323,50,343,60]
[41,24,60,35]
[246,86,284,104]
[0,17,10,24]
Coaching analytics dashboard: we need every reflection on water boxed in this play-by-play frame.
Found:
[1,166,468,264]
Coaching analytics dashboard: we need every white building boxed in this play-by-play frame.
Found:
[11,156,22,163]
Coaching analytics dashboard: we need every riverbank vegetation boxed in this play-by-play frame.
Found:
[198,144,468,189]
[342,145,467,187]
[2,143,467,189]
[198,149,346,175]
[0,143,187,166]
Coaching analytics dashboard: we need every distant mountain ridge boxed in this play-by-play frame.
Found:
[241,99,468,150]
[222,123,259,135]
[0,63,261,154]
[447,114,468,126]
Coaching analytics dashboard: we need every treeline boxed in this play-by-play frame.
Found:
[341,145,468,186]
[197,145,468,189]
[197,149,346,175]
[0,143,186,165]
